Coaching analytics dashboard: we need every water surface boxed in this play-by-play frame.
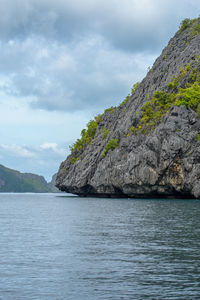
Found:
[0,193,200,299]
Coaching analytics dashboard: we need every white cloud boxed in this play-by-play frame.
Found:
[40,142,66,156]
[0,144,36,158]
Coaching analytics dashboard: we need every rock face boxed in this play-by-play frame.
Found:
[56,19,200,198]
[48,173,61,193]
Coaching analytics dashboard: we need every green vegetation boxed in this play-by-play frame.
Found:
[104,106,116,113]
[70,119,99,152]
[69,116,102,164]
[0,164,51,192]
[131,82,140,94]
[70,157,79,164]
[168,66,189,90]
[189,67,200,82]
[175,82,200,109]
[69,102,119,162]
[69,102,119,163]
[102,128,110,140]
[192,21,200,36]
[130,61,200,135]
[102,139,119,157]
[197,133,200,141]
[197,104,200,118]
[179,18,192,32]
[179,17,200,36]
[130,91,176,135]
[120,95,130,106]
[94,114,102,124]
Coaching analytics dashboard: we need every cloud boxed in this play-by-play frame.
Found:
[40,142,66,156]
[0,0,198,113]
[0,144,36,158]
[0,0,197,51]
[0,35,156,112]
[0,142,67,159]
[0,142,68,180]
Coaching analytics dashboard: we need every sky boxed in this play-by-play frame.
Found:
[0,0,198,181]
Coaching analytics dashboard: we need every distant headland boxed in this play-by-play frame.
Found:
[0,164,58,193]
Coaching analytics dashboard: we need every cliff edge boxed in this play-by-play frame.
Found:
[56,18,200,198]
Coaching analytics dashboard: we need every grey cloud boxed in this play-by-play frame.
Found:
[0,0,198,112]
[0,0,197,52]
[0,35,155,112]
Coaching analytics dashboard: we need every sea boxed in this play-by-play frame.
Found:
[0,193,199,300]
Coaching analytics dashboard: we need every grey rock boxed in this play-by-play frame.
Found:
[48,173,61,193]
[56,20,200,198]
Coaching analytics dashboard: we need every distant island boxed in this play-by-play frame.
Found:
[0,164,58,193]
[56,17,200,199]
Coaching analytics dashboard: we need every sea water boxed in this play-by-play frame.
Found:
[0,193,199,300]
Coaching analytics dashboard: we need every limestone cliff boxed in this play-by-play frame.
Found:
[56,18,200,198]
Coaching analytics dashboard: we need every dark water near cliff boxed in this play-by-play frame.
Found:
[0,194,200,300]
